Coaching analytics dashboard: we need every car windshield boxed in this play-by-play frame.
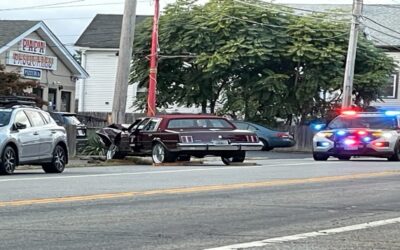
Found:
[167,118,234,129]
[0,110,12,127]
[63,115,81,125]
[328,115,397,129]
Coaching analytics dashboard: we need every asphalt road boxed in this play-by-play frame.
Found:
[1,151,400,250]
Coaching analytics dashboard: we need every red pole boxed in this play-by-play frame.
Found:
[147,0,159,117]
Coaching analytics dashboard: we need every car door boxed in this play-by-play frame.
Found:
[136,118,161,153]
[25,110,51,159]
[12,110,40,162]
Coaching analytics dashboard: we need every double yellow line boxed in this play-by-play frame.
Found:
[1,170,399,207]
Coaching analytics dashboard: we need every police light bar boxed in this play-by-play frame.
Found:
[385,111,400,116]
[341,110,357,116]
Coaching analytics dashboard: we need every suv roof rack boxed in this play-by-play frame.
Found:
[0,96,36,108]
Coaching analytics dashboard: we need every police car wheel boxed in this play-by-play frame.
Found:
[313,153,328,161]
[387,143,400,161]
[337,155,351,161]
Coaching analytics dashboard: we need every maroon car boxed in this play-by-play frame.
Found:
[97,114,263,165]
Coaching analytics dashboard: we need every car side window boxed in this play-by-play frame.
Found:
[248,125,258,132]
[14,111,31,128]
[142,119,159,131]
[40,112,54,125]
[235,122,249,130]
[25,110,45,127]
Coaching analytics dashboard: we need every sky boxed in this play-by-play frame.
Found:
[0,0,399,49]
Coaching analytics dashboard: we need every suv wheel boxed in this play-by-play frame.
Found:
[42,145,66,173]
[0,146,17,175]
[313,152,329,161]
[388,143,400,161]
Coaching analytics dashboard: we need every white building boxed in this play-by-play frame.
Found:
[75,14,150,113]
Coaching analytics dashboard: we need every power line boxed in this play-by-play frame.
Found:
[0,0,85,11]
[0,1,125,12]
[361,15,400,37]
[259,0,352,16]
[232,0,351,24]
[368,34,400,52]
[219,14,346,32]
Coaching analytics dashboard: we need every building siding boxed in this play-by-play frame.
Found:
[79,50,137,112]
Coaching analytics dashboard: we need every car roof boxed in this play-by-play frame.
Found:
[155,114,221,119]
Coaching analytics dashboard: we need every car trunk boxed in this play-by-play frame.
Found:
[175,129,256,143]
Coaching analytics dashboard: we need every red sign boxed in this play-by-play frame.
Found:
[7,51,57,70]
[20,38,46,55]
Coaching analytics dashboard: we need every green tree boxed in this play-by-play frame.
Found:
[131,0,395,125]
[0,65,44,106]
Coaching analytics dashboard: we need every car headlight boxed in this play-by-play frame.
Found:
[382,132,393,139]
[316,132,333,137]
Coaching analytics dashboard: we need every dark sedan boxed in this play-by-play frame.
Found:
[97,115,263,165]
[232,121,295,151]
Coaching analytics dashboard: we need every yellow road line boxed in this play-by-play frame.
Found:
[1,170,400,207]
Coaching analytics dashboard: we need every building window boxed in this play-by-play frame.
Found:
[382,74,398,99]
[61,91,71,112]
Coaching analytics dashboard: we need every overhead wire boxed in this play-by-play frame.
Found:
[232,0,351,24]
[0,0,85,11]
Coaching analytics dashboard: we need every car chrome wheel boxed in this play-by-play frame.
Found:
[0,146,16,175]
[42,145,66,173]
[54,146,66,172]
[152,143,165,164]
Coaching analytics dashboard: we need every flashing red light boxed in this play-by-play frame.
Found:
[342,110,357,116]
[373,142,388,147]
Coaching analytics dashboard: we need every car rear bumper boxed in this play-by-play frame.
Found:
[177,142,264,151]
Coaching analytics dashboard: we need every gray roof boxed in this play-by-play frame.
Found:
[75,14,151,49]
[0,20,40,48]
[288,4,400,47]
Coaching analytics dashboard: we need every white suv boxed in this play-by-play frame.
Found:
[313,111,400,161]
[0,106,68,174]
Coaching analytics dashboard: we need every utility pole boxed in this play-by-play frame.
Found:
[146,0,160,116]
[342,0,363,108]
[112,0,137,124]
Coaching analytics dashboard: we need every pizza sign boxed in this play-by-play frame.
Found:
[20,38,46,55]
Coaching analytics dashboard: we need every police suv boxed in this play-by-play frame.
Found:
[312,110,400,161]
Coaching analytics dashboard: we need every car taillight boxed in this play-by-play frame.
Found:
[276,132,290,138]
[180,136,193,143]
[246,135,258,142]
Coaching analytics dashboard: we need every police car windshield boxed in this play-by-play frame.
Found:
[328,115,397,130]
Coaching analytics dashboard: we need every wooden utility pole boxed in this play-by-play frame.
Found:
[342,0,363,108]
[146,0,160,116]
[112,0,137,124]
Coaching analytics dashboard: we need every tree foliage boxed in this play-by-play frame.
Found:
[131,0,396,125]
[0,65,45,106]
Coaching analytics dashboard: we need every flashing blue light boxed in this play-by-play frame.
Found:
[313,124,324,130]
[385,111,400,116]
[321,142,330,147]
[363,137,372,142]
[337,130,346,136]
